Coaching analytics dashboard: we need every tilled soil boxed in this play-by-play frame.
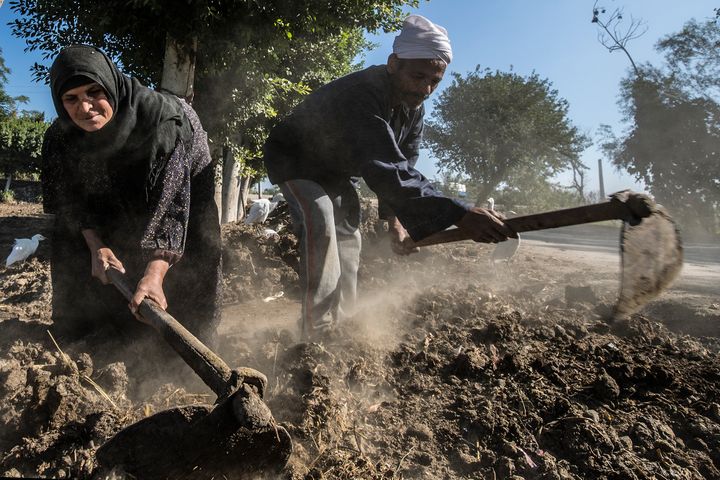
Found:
[248,290,720,479]
[1,201,719,479]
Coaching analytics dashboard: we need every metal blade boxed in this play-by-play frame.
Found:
[614,205,683,319]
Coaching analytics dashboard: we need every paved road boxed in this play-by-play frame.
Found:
[522,224,720,266]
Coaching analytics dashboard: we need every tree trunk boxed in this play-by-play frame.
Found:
[160,36,197,100]
[213,161,223,221]
[220,146,240,224]
[236,176,252,222]
[3,174,11,193]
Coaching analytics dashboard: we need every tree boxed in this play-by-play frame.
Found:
[193,29,368,222]
[9,0,414,87]
[591,1,647,76]
[0,113,49,194]
[656,19,720,100]
[9,0,415,221]
[0,47,29,118]
[493,171,586,214]
[0,47,47,195]
[424,67,590,204]
[602,18,720,239]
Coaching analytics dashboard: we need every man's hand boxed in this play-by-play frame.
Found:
[130,258,170,320]
[388,216,420,256]
[82,229,125,284]
[455,207,514,243]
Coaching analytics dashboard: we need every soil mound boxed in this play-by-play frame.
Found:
[231,285,720,479]
[1,202,719,479]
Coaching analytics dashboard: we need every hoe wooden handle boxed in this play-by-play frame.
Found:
[413,190,653,248]
[107,267,236,398]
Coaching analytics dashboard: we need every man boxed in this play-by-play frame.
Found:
[263,15,512,338]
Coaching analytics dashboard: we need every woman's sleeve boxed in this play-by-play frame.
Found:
[140,140,193,264]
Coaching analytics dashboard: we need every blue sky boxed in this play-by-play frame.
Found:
[1,1,717,195]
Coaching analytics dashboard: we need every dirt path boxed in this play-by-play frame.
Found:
[224,223,720,343]
[523,225,720,339]
[2,202,720,479]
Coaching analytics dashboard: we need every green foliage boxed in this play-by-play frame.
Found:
[605,19,720,238]
[0,113,49,177]
[491,169,586,214]
[0,189,15,203]
[656,19,720,100]
[9,0,411,181]
[0,47,30,118]
[0,48,49,179]
[8,0,415,84]
[424,67,590,204]
[194,27,369,179]
[445,167,584,213]
[433,170,468,200]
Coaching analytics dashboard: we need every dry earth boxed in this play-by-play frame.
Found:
[1,201,719,479]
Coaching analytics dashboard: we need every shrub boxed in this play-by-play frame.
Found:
[0,189,15,203]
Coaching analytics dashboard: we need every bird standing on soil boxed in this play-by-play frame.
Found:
[270,193,285,210]
[243,193,286,225]
[5,234,46,267]
[244,199,271,225]
[487,198,520,274]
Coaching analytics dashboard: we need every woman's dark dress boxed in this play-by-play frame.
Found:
[42,101,221,347]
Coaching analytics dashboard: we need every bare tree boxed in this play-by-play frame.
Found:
[568,157,589,198]
[592,1,647,76]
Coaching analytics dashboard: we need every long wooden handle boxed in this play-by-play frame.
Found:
[107,268,234,399]
[414,192,651,248]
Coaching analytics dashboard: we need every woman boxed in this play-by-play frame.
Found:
[42,45,221,351]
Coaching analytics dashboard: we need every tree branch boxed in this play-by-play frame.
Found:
[592,1,647,76]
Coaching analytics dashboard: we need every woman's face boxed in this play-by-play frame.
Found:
[61,82,114,132]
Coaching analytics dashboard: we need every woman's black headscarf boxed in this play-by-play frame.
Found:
[49,45,193,191]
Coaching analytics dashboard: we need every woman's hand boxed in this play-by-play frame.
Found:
[130,257,170,320]
[92,247,126,284]
[82,229,125,284]
[388,216,420,256]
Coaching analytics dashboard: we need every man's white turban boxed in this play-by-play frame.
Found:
[392,14,452,64]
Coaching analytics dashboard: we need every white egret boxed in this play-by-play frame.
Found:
[487,198,520,274]
[243,193,286,225]
[244,199,271,224]
[5,234,46,268]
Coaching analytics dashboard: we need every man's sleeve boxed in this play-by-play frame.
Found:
[400,108,424,169]
[348,100,467,241]
[377,108,425,221]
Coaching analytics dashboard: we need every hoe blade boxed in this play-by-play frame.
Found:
[614,205,683,319]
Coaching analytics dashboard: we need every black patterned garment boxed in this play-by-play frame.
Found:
[42,47,221,347]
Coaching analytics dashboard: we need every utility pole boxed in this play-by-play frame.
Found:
[598,158,606,199]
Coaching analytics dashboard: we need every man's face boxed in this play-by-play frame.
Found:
[387,55,446,109]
